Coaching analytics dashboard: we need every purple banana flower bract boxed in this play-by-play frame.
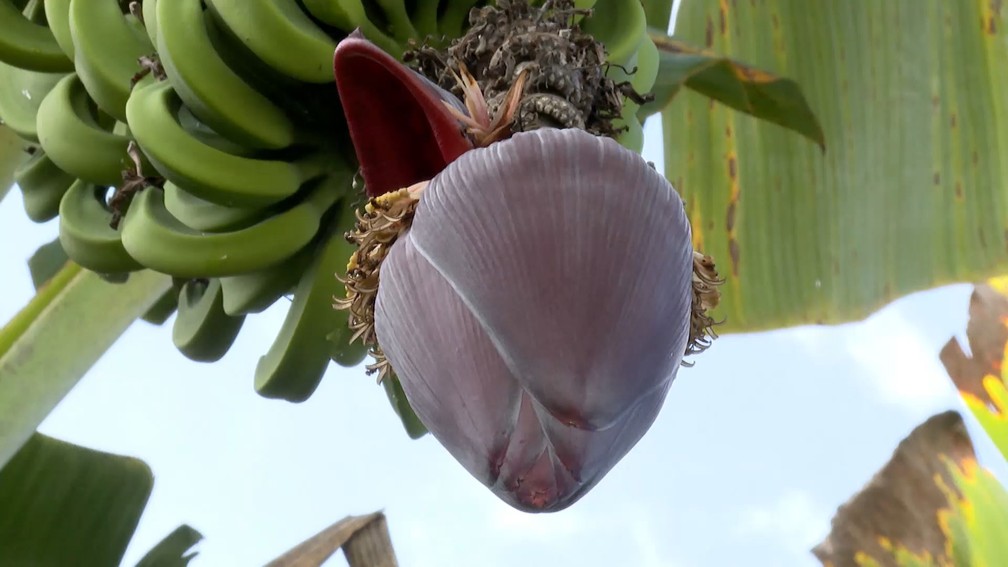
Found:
[376,128,692,511]
[333,36,694,512]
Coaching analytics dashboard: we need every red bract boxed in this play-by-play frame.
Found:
[334,36,694,512]
[333,32,472,197]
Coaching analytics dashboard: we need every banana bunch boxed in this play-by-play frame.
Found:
[579,0,659,152]
[0,0,654,437]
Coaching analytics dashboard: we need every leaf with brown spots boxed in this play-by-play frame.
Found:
[640,33,825,150]
[942,277,1008,463]
[812,411,977,567]
[663,0,1008,333]
[940,279,1008,406]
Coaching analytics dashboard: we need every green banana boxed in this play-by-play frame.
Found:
[218,244,314,316]
[205,0,338,84]
[42,0,74,60]
[632,34,660,95]
[58,179,143,274]
[0,0,73,72]
[382,375,428,439]
[581,0,646,67]
[126,79,327,207]
[36,73,133,186]
[328,324,368,368]
[0,60,65,142]
[299,0,353,29]
[69,0,154,121]
[162,181,269,232]
[302,0,403,56]
[174,102,254,157]
[437,0,482,40]
[141,283,179,326]
[155,0,295,150]
[140,0,159,46]
[119,176,342,278]
[254,201,358,402]
[172,278,246,362]
[14,149,75,222]
[373,0,420,42]
[408,0,439,39]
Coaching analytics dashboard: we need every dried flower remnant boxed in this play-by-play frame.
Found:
[686,251,724,362]
[442,64,529,147]
[405,0,648,140]
[335,183,425,384]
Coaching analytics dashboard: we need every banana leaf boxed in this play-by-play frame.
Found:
[941,277,1008,462]
[0,265,172,468]
[0,434,153,566]
[663,1,1008,332]
[135,525,203,567]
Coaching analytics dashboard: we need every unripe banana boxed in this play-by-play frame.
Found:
[155,0,295,150]
[163,181,269,233]
[218,245,314,316]
[581,0,647,67]
[14,149,74,222]
[373,0,420,43]
[126,79,326,207]
[58,179,143,274]
[172,278,246,362]
[409,0,440,39]
[69,0,154,121]
[119,175,342,278]
[329,333,368,367]
[300,0,403,56]
[632,34,660,95]
[0,0,73,72]
[0,60,64,142]
[36,73,133,186]
[254,199,357,402]
[141,0,159,46]
[42,0,74,60]
[205,0,338,83]
[382,375,428,439]
[174,102,254,157]
[140,283,179,326]
[437,0,482,40]
[299,0,354,29]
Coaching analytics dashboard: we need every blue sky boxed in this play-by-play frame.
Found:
[2,114,1006,567]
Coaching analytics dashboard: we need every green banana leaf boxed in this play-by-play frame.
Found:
[0,264,172,468]
[0,433,153,566]
[135,525,203,567]
[663,1,1008,332]
[0,125,23,202]
[642,34,824,149]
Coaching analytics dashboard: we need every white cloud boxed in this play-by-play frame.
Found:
[736,490,828,556]
[629,516,691,567]
[843,307,953,412]
[487,505,587,541]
